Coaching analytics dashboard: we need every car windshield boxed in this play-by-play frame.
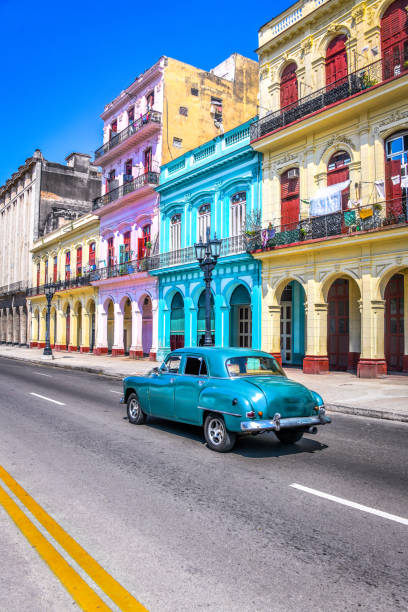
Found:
[226,356,284,377]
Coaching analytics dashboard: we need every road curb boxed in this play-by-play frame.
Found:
[326,403,408,423]
[0,353,123,380]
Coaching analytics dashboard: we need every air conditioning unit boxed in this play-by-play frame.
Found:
[287,168,299,178]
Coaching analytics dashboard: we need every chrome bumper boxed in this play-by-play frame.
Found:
[240,408,331,433]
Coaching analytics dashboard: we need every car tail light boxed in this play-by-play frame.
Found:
[246,411,255,418]
[258,411,263,417]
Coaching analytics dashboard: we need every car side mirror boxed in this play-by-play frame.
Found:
[151,367,160,376]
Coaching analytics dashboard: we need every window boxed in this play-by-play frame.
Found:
[144,148,152,173]
[53,256,58,281]
[163,355,181,373]
[146,91,154,110]
[226,356,284,377]
[385,132,408,217]
[76,246,82,276]
[198,203,211,241]
[211,96,223,122]
[230,192,246,237]
[179,106,188,116]
[107,169,116,191]
[173,137,182,148]
[325,35,348,88]
[280,63,298,110]
[327,151,350,211]
[65,251,71,281]
[124,159,133,182]
[88,243,96,268]
[184,357,202,376]
[124,231,131,262]
[143,225,151,248]
[191,87,199,96]
[44,259,48,284]
[171,214,182,251]
[107,237,115,267]
[381,0,408,79]
[36,263,40,288]
[109,120,117,140]
[281,168,300,231]
[127,107,134,123]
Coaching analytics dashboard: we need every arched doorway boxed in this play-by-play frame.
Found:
[325,35,348,88]
[107,300,114,353]
[123,298,132,356]
[381,0,408,80]
[142,296,153,356]
[170,293,185,350]
[384,273,404,371]
[65,305,70,350]
[197,291,215,346]
[327,278,354,371]
[280,63,298,110]
[230,285,252,348]
[281,168,300,231]
[280,281,306,365]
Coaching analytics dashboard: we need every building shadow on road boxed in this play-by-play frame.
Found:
[139,416,328,459]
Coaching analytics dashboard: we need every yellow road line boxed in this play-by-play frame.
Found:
[0,466,147,611]
[0,484,110,611]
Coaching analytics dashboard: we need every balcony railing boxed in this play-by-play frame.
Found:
[251,58,407,141]
[0,281,28,296]
[245,200,407,253]
[94,110,161,160]
[93,171,160,211]
[89,259,151,281]
[26,274,92,297]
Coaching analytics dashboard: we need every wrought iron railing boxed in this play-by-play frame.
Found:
[94,110,161,160]
[0,281,28,295]
[251,58,407,141]
[245,200,407,252]
[26,274,92,297]
[93,171,160,210]
[89,259,151,281]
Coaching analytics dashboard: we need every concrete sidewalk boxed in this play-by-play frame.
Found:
[0,346,407,423]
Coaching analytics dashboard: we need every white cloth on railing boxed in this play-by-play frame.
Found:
[309,180,350,216]
[401,176,408,189]
[375,180,385,199]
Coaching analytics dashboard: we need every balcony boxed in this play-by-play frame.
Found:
[251,58,408,142]
[26,274,92,297]
[0,281,28,296]
[92,171,160,212]
[89,259,150,281]
[149,235,246,270]
[245,200,407,254]
[94,110,161,164]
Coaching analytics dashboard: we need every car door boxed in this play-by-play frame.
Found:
[148,354,182,420]
[174,355,209,424]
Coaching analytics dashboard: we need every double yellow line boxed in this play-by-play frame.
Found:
[0,465,147,610]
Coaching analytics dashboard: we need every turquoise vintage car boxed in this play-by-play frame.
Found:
[121,347,331,452]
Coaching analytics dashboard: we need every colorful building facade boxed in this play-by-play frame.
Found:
[250,0,408,376]
[28,214,100,353]
[151,120,262,360]
[91,55,258,359]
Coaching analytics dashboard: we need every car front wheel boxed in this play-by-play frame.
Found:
[127,392,145,425]
[204,414,236,452]
[275,429,303,444]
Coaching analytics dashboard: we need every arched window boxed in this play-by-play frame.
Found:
[170,293,185,350]
[76,246,82,277]
[198,203,211,241]
[229,285,252,348]
[230,192,246,237]
[381,0,408,79]
[171,214,181,251]
[385,131,407,217]
[327,151,351,211]
[280,168,300,230]
[280,63,298,110]
[326,35,348,88]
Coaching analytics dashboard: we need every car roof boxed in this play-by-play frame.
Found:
[168,347,274,377]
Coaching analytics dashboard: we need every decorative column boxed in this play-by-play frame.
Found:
[68,312,78,351]
[157,302,170,361]
[38,310,46,349]
[404,272,408,372]
[348,286,361,370]
[266,305,282,365]
[129,301,143,359]
[94,302,108,355]
[0,310,5,343]
[357,297,387,378]
[80,311,90,352]
[111,302,124,356]
[303,296,329,374]
[19,306,27,346]
[30,311,38,348]
[149,298,159,361]
[12,307,20,345]
[6,308,13,344]
[54,308,65,351]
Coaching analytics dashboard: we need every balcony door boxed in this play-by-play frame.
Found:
[381,0,408,79]
[385,274,404,371]
[280,63,298,110]
[327,279,349,371]
[281,168,299,231]
[326,35,348,89]
[327,151,350,217]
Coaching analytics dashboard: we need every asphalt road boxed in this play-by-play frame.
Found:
[0,356,407,612]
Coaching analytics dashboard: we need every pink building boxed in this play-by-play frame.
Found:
[91,55,258,358]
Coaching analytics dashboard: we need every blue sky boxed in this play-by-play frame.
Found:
[0,0,285,186]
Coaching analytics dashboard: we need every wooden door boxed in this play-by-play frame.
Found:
[326,35,348,89]
[280,63,298,110]
[385,274,404,371]
[385,159,403,218]
[280,302,292,364]
[327,279,349,371]
[381,0,408,79]
[281,169,300,231]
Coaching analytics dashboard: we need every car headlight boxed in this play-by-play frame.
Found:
[311,390,324,408]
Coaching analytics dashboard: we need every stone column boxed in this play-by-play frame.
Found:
[38,310,46,348]
[157,303,170,362]
[265,305,282,365]
[150,298,159,360]
[94,303,108,355]
[55,309,66,351]
[30,311,38,348]
[404,272,408,372]
[19,306,27,346]
[348,285,361,370]
[129,301,143,359]
[68,312,78,351]
[80,311,90,352]
[6,308,13,344]
[303,288,329,374]
[12,307,20,345]
[357,297,387,378]
[112,302,124,356]
[0,310,5,343]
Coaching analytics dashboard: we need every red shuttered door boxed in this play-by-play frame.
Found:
[328,279,349,371]
[326,35,348,88]
[280,63,298,110]
[327,151,350,217]
[385,159,403,218]
[280,169,300,231]
[385,274,404,371]
[381,0,408,79]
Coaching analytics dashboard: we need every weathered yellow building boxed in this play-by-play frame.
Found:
[250,0,408,376]
[28,214,100,352]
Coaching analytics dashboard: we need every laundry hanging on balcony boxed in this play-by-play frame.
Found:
[309,180,350,216]
[375,180,385,199]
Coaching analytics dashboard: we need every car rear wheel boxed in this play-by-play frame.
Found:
[127,392,145,425]
[204,414,236,452]
[275,429,303,445]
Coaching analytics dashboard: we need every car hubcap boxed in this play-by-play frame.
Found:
[129,398,139,419]
[208,418,225,446]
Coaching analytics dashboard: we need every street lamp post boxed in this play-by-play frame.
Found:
[194,227,222,346]
[42,281,59,360]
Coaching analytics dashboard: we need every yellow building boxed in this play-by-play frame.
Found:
[250,0,408,376]
[28,214,100,352]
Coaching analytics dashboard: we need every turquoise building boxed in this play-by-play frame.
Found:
[151,119,262,360]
